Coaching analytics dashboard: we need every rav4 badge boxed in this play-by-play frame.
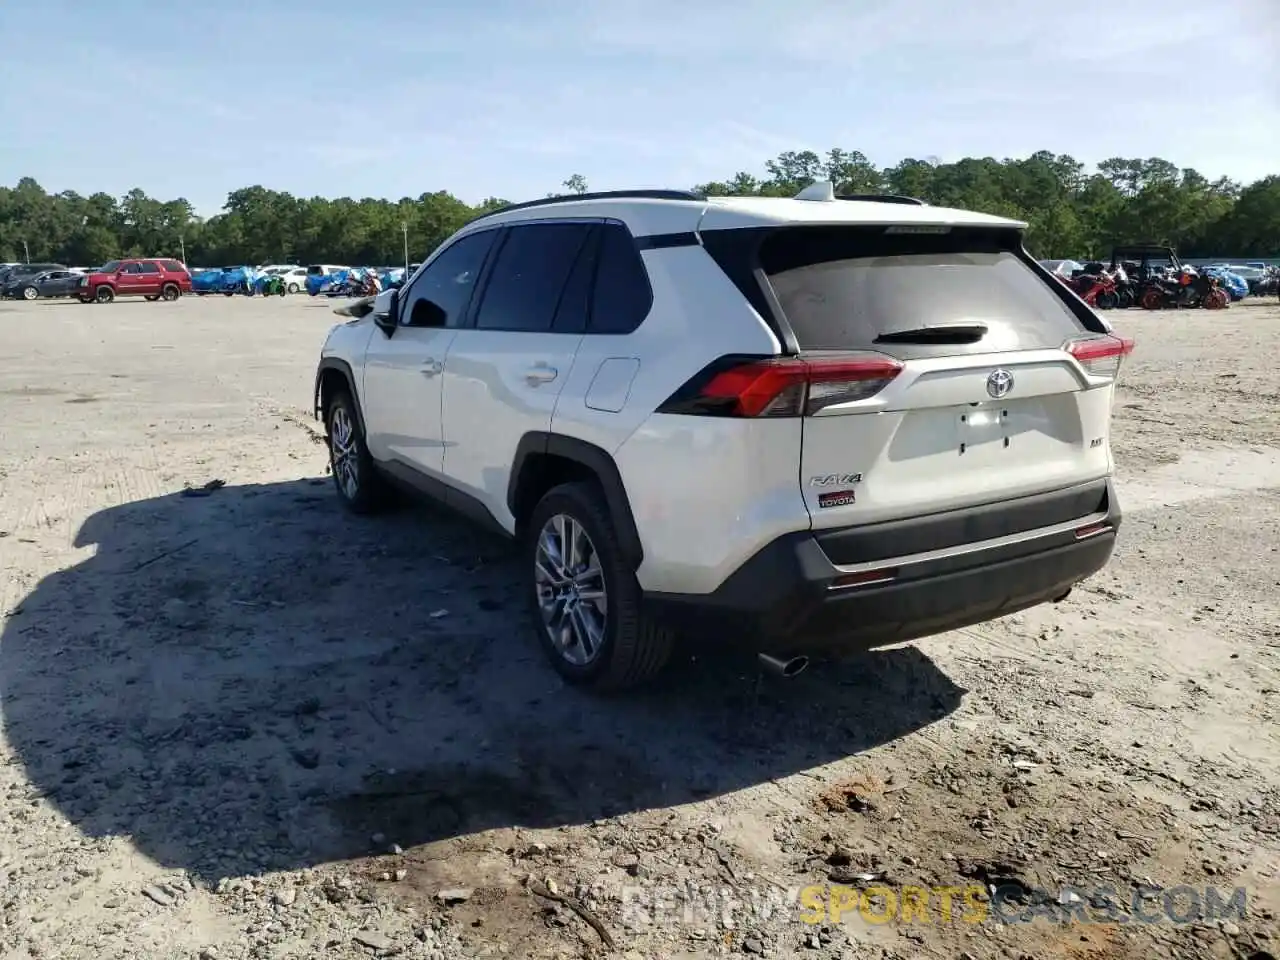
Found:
[810,473,862,486]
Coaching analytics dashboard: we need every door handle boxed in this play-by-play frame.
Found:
[524,364,558,386]
[420,357,443,377]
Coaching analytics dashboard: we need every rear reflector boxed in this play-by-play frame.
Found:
[1065,334,1135,380]
[1074,521,1112,540]
[830,568,898,589]
[656,353,903,418]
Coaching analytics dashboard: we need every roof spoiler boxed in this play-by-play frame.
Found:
[793,181,927,206]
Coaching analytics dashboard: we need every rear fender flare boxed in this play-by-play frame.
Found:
[509,432,644,569]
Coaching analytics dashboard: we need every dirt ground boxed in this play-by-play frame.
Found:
[0,293,1277,960]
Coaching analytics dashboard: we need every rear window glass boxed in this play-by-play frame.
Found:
[759,226,1085,353]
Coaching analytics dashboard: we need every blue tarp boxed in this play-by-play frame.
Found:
[191,269,225,293]
[1203,266,1249,301]
[307,270,350,296]
[218,266,256,293]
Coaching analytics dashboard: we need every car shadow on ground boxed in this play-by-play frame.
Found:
[0,478,964,882]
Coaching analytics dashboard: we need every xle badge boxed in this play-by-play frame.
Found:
[818,490,856,508]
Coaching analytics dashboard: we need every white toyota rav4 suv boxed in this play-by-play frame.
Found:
[314,184,1132,690]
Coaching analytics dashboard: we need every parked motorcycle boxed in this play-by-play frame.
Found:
[255,273,288,297]
[1067,271,1119,308]
[1139,269,1228,310]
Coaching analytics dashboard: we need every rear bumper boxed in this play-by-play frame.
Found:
[643,478,1121,655]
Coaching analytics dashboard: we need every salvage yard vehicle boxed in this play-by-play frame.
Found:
[191,268,225,295]
[279,266,309,294]
[218,266,257,295]
[314,185,1133,690]
[305,264,350,296]
[2,268,83,300]
[77,258,192,303]
[0,262,66,289]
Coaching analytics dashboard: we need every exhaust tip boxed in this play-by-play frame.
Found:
[758,652,810,679]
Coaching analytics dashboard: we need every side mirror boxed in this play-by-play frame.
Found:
[373,288,399,335]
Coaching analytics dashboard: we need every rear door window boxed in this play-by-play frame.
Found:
[551,226,600,334]
[472,222,593,333]
[138,262,161,274]
[758,225,1087,357]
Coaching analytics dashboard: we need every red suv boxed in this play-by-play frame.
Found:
[78,258,192,304]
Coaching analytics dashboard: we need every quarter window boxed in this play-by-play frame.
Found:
[589,223,652,334]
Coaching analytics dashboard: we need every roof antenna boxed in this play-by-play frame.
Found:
[794,180,835,202]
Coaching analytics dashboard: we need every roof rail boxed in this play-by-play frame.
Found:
[838,193,927,206]
[468,189,704,224]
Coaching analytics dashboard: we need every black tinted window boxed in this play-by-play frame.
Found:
[551,227,600,334]
[474,222,592,333]
[403,230,497,328]
[590,223,652,334]
[759,225,1085,355]
[138,262,161,274]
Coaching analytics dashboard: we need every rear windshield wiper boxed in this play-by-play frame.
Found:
[874,323,988,344]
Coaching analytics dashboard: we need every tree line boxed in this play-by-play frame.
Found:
[1,149,1277,268]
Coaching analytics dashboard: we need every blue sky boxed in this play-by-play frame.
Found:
[3,0,1277,217]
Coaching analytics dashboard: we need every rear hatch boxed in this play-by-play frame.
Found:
[678,222,1132,545]
[761,224,1130,531]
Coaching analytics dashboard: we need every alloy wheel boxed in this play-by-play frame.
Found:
[534,513,608,666]
[329,406,359,499]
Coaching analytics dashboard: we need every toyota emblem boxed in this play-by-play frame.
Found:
[986,368,1014,399]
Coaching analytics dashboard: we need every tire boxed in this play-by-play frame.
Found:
[286,282,300,294]
[524,482,674,691]
[161,283,180,302]
[325,390,392,514]
[1204,289,1229,310]
[94,286,115,304]
[78,296,92,304]
[1140,288,1162,311]
[223,291,234,297]
[20,286,38,301]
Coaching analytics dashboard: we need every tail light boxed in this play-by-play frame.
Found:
[656,353,903,418]
[1065,335,1134,380]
